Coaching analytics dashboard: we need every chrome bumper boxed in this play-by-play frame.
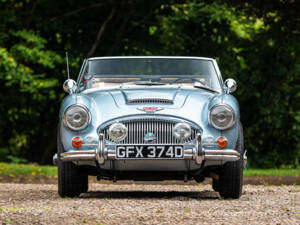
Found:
[55,148,240,161]
[53,134,241,165]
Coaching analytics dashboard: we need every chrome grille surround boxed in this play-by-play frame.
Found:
[98,115,201,144]
[127,98,173,105]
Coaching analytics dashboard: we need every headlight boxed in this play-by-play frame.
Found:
[64,105,90,131]
[108,122,128,141]
[209,104,236,130]
[173,122,191,140]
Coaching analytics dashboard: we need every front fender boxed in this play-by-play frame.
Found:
[206,94,240,149]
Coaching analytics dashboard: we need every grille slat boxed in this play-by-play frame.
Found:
[103,118,197,144]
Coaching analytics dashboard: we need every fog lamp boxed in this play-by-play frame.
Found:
[173,122,191,141]
[108,122,128,142]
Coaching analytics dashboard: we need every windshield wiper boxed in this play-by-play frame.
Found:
[193,83,218,93]
[121,81,166,87]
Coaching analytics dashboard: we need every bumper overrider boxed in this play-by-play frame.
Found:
[53,134,241,165]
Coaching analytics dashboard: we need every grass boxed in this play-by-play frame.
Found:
[0,163,299,177]
[243,168,300,176]
[0,163,57,177]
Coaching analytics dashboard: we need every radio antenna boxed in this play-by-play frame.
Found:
[66,52,70,80]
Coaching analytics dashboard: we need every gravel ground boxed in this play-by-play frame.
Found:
[0,183,299,225]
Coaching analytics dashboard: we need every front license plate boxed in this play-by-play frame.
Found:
[116,145,184,159]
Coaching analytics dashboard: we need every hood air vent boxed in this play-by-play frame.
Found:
[127,98,173,105]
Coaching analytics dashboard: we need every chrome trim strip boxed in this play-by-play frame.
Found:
[76,58,87,87]
[204,149,240,161]
[88,56,215,61]
[212,59,224,93]
[243,149,247,168]
[96,134,104,164]
[104,143,195,146]
[61,150,96,155]
[204,149,240,156]
[195,133,203,164]
[60,150,97,161]
[60,154,96,161]
[204,155,238,161]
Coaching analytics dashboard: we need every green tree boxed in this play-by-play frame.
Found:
[0,1,63,163]
[0,0,298,167]
[150,0,300,167]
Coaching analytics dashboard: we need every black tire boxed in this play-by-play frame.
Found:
[212,179,219,192]
[218,121,244,199]
[57,133,88,197]
[80,174,89,193]
[58,161,83,197]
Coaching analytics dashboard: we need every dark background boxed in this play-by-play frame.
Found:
[0,0,299,168]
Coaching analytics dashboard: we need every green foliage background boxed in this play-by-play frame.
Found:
[0,0,299,168]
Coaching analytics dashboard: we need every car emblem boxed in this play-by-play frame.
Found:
[137,107,163,113]
[144,132,156,143]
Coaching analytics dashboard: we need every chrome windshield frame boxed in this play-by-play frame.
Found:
[76,56,224,93]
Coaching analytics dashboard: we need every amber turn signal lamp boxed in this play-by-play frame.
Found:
[72,137,83,147]
[217,137,227,148]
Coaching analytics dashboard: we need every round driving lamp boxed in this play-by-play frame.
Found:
[209,104,236,130]
[173,122,192,141]
[108,122,128,142]
[64,105,90,131]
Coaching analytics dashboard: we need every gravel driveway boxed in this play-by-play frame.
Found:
[0,183,299,225]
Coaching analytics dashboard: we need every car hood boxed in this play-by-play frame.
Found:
[113,88,189,108]
[76,87,222,127]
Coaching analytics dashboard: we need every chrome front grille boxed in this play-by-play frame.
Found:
[103,118,197,144]
[127,98,173,104]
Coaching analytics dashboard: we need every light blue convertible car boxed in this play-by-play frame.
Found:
[54,56,246,198]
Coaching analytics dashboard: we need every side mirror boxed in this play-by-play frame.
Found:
[63,79,77,95]
[224,78,237,94]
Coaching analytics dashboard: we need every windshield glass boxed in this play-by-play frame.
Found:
[78,58,221,92]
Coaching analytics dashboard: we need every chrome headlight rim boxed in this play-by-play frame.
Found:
[108,122,128,142]
[63,104,91,131]
[209,104,236,130]
[173,122,192,141]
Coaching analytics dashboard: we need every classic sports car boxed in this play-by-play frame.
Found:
[53,56,246,199]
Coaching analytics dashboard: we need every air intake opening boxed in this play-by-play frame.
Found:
[127,98,173,104]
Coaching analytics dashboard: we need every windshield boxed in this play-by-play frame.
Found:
[78,58,221,92]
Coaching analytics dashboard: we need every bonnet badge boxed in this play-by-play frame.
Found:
[137,107,163,113]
